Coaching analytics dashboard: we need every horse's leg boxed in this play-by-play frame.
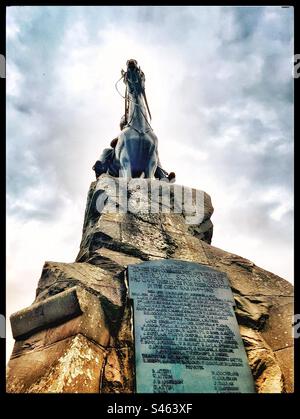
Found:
[144,156,157,179]
[118,142,133,179]
[120,160,132,179]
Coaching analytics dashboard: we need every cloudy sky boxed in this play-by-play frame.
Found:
[6,6,294,360]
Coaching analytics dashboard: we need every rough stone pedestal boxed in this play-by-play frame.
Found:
[6,175,294,393]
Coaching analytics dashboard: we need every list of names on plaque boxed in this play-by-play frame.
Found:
[128,260,255,393]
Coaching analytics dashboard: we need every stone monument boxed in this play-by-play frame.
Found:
[6,60,294,393]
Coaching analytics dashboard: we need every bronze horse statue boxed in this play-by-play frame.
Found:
[115,59,159,178]
[93,59,175,181]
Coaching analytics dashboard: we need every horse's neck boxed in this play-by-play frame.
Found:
[127,92,149,133]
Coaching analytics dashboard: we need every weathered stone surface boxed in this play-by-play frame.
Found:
[93,247,142,268]
[239,326,284,393]
[261,296,294,351]
[198,242,294,393]
[36,261,125,303]
[7,287,111,393]
[233,294,271,330]
[6,175,293,393]
[102,347,134,393]
[76,175,214,264]
[11,311,109,360]
[274,347,294,393]
[203,244,293,297]
[7,334,107,393]
[35,261,126,334]
[10,287,82,340]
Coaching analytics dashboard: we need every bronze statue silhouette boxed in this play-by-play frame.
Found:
[93,59,175,181]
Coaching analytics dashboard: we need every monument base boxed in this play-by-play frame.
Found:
[6,176,294,393]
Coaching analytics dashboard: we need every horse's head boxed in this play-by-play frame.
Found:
[126,59,138,70]
[125,59,145,96]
